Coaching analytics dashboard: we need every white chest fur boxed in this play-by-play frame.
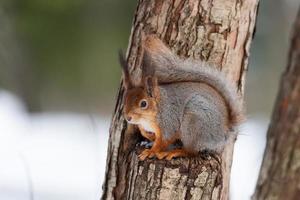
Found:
[139,119,155,133]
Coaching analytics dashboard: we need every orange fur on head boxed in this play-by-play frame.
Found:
[123,86,158,133]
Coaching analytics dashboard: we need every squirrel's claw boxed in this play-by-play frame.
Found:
[139,149,155,160]
[166,149,190,160]
[139,149,187,160]
[155,151,176,160]
[156,152,168,160]
[139,149,166,160]
[166,154,176,160]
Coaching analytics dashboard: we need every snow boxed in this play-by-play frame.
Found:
[0,90,109,200]
[0,90,268,200]
[230,117,268,200]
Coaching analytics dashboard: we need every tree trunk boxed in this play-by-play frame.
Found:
[253,7,300,200]
[102,0,259,199]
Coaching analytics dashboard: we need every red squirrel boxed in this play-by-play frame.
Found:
[119,35,244,160]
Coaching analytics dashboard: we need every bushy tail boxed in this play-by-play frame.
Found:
[156,60,244,127]
[142,35,244,127]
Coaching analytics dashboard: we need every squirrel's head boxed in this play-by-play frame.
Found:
[119,51,159,129]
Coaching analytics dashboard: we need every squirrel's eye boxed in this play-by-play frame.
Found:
[139,99,148,109]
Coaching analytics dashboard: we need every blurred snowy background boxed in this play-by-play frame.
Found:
[0,0,299,200]
[0,90,108,200]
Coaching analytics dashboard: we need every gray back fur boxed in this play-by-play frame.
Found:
[151,53,243,127]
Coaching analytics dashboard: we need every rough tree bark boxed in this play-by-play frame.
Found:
[253,7,300,200]
[102,0,259,199]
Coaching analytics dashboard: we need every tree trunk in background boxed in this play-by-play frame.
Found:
[253,7,300,200]
[102,0,259,199]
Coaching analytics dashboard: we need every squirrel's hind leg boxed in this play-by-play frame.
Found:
[180,105,227,153]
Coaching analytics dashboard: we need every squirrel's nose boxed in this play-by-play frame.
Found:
[127,116,132,121]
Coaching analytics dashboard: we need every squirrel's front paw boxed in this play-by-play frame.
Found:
[155,152,169,160]
[138,149,155,160]
[155,151,179,160]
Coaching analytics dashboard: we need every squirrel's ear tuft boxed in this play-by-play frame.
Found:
[144,76,159,98]
[118,50,132,89]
